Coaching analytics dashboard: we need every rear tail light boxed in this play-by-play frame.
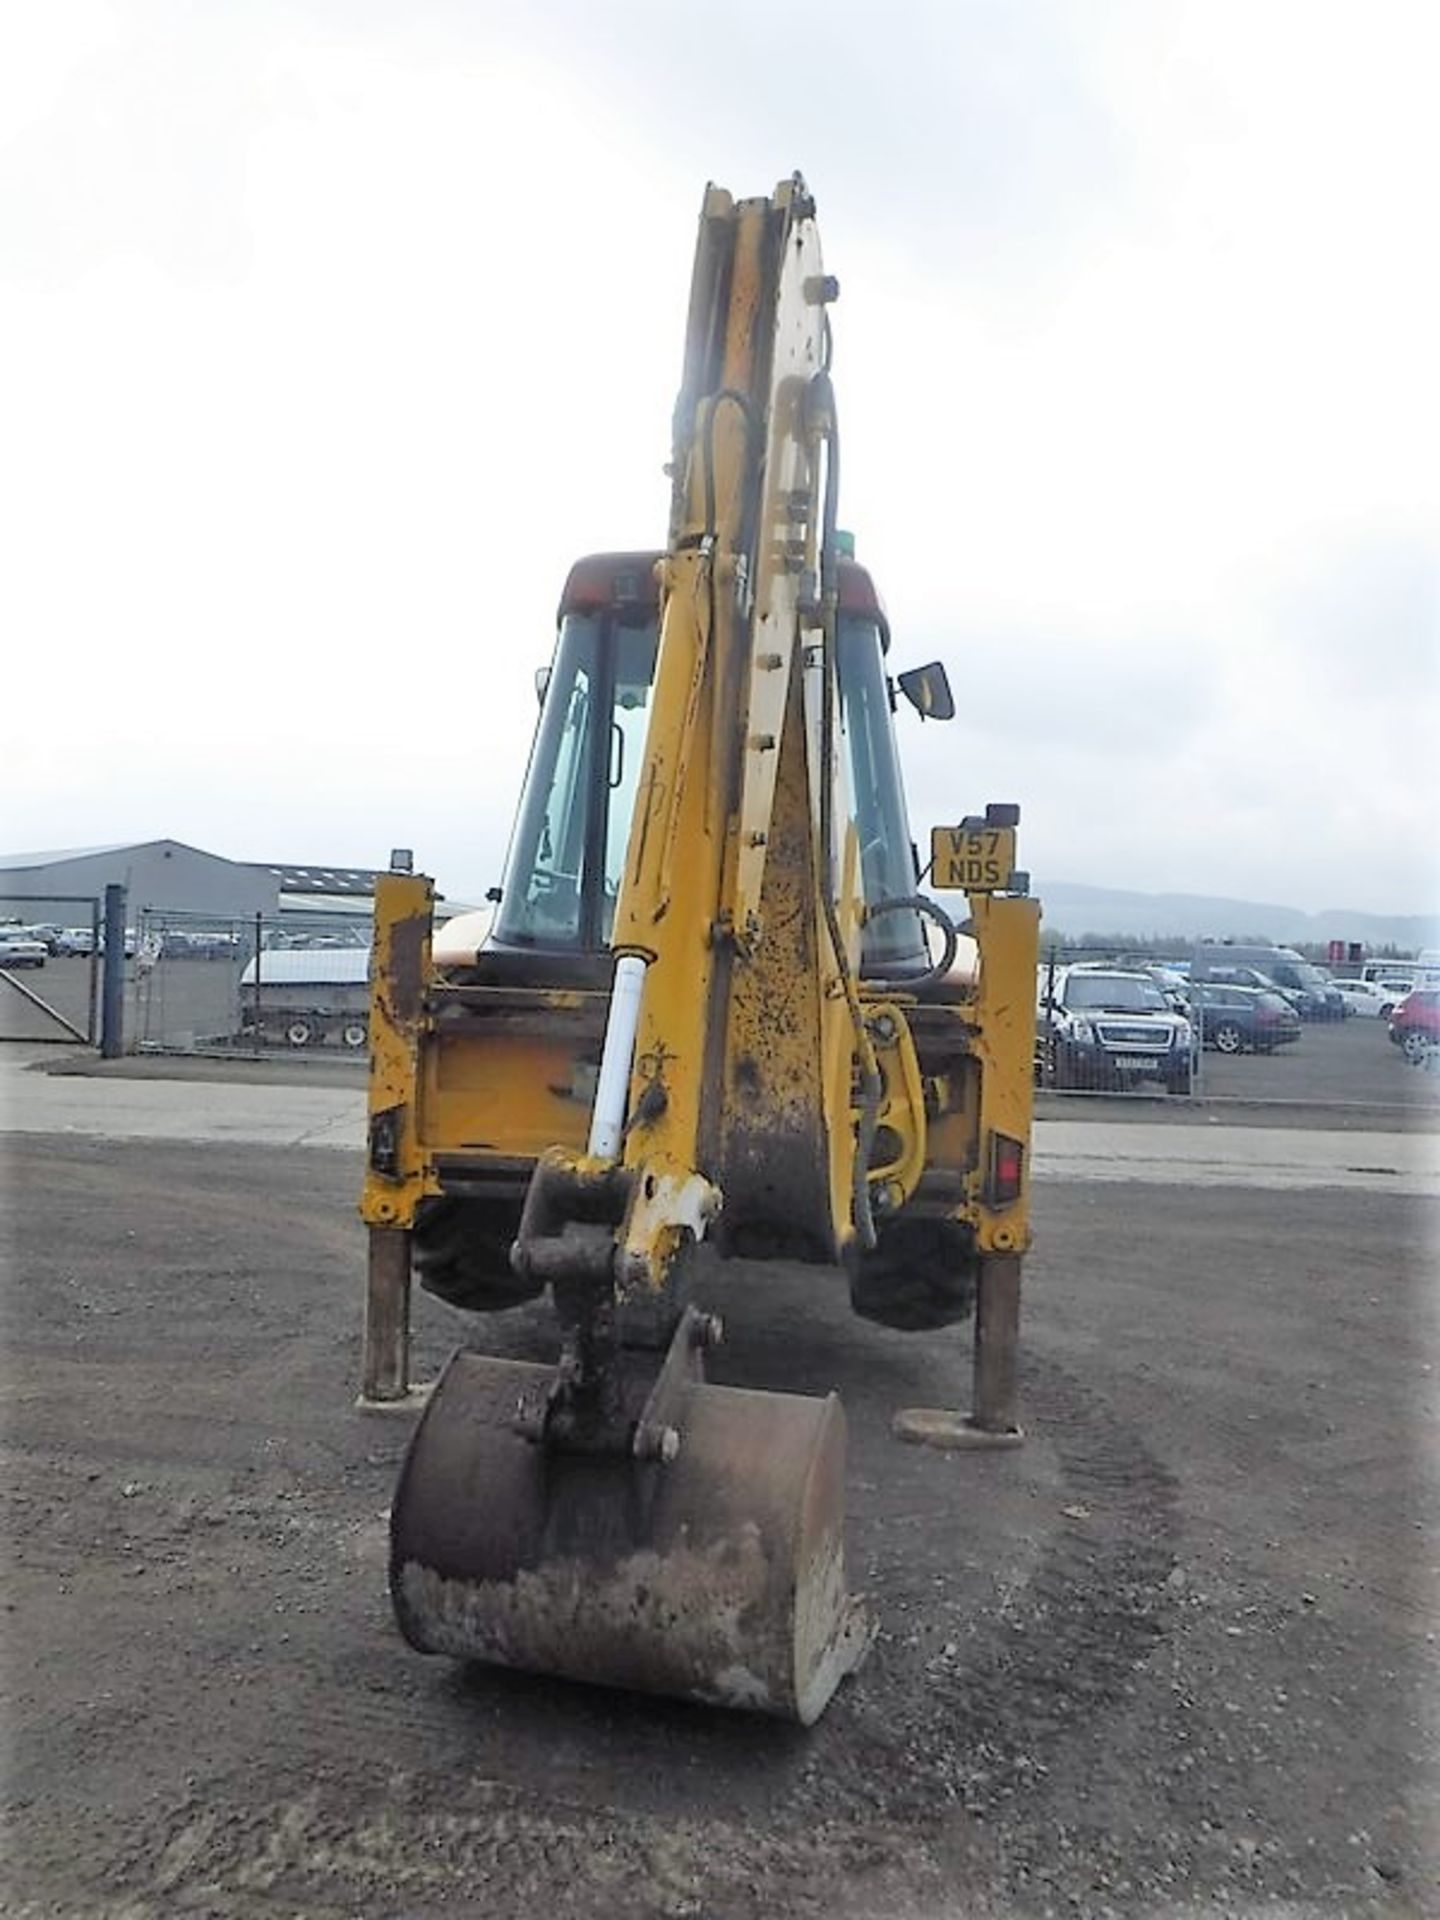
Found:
[986,1131,1026,1207]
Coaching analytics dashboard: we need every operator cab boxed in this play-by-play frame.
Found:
[479,550,939,983]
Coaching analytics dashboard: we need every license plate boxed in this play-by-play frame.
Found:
[929,823,1018,893]
[1115,1056,1160,1071]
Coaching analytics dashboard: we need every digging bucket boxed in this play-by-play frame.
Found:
[389,1349,871,1724]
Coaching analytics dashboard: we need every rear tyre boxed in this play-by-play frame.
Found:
[1212,1021,1244,1055]
[849,1214,977,1331]
[284,1018,315,1048]
[340,1020,368,1050]
[413,1195,541,1312]
[1402,1031,1434,1064]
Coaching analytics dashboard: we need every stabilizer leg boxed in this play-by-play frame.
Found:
[971,1251,1022,1435]
[359,1226,429,1411]
[892,1251,1025,1451]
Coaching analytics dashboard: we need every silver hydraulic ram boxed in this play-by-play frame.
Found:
[587,953,649,1160]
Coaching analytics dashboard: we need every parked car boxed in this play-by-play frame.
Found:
[1361,963,1440,1009]
[157,929,232,958]
[1195,962,1302,1010]
[1189,981,1302,1054]
[1103,961,1190,1011]
[94,929,138,959]
[189,931,242,960]
[1038,966,1194,1093]
[1331,978,1394,1018]
[54,927,96,957]
[14,923,63,955]
[1388,989,1440,1063]
[1146,963,1191,1001]
[1359,977,1419,1017]
[0,930,48,969]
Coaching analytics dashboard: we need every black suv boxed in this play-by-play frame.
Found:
[1039,967,1194,1093]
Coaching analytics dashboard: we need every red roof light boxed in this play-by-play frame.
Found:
[558,552,662,619]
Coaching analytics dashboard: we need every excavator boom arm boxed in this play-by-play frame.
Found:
[520,175,867,1307]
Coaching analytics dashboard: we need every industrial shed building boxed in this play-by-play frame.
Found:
[262,863,385,935]
[1,841,466,937]
[0,839,278,922]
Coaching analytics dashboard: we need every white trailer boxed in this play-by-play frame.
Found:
[238,946,372,1049]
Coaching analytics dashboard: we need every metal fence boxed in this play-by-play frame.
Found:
[124,908,372,1055]
[0,902,377,1056]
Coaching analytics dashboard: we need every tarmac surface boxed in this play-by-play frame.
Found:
[3,1044,1438,1195]
[2,1047,1438,1917]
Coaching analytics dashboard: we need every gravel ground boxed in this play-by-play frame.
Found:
[2,1134,1436,1916]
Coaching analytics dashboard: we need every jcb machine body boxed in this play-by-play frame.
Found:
[361,176,1039,1724]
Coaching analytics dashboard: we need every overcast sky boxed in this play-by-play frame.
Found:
[3,1,1436,917]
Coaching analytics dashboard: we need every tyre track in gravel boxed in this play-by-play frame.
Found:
[77,1353,1180,1918]
[788,1353,1181,1831]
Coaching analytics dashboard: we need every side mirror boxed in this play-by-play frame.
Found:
[535,666,551,705]
[896,661,954,721]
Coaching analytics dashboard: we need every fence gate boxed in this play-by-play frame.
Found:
[0,896,102,1046]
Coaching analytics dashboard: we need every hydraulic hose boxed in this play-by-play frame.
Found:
[811,388,881,1253]
[863,894,961,994]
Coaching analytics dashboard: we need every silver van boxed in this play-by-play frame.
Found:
[1191,943,1345,1020]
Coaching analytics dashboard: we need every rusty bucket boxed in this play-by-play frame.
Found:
[389,1348,871,1723]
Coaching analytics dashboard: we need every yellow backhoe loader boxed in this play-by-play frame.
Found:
[360,175,1040,1725]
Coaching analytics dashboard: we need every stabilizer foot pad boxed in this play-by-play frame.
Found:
[892,1407,1024,1451]
[355,1383,435,1416]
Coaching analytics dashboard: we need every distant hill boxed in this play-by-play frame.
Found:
[1033,881,1440,954]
